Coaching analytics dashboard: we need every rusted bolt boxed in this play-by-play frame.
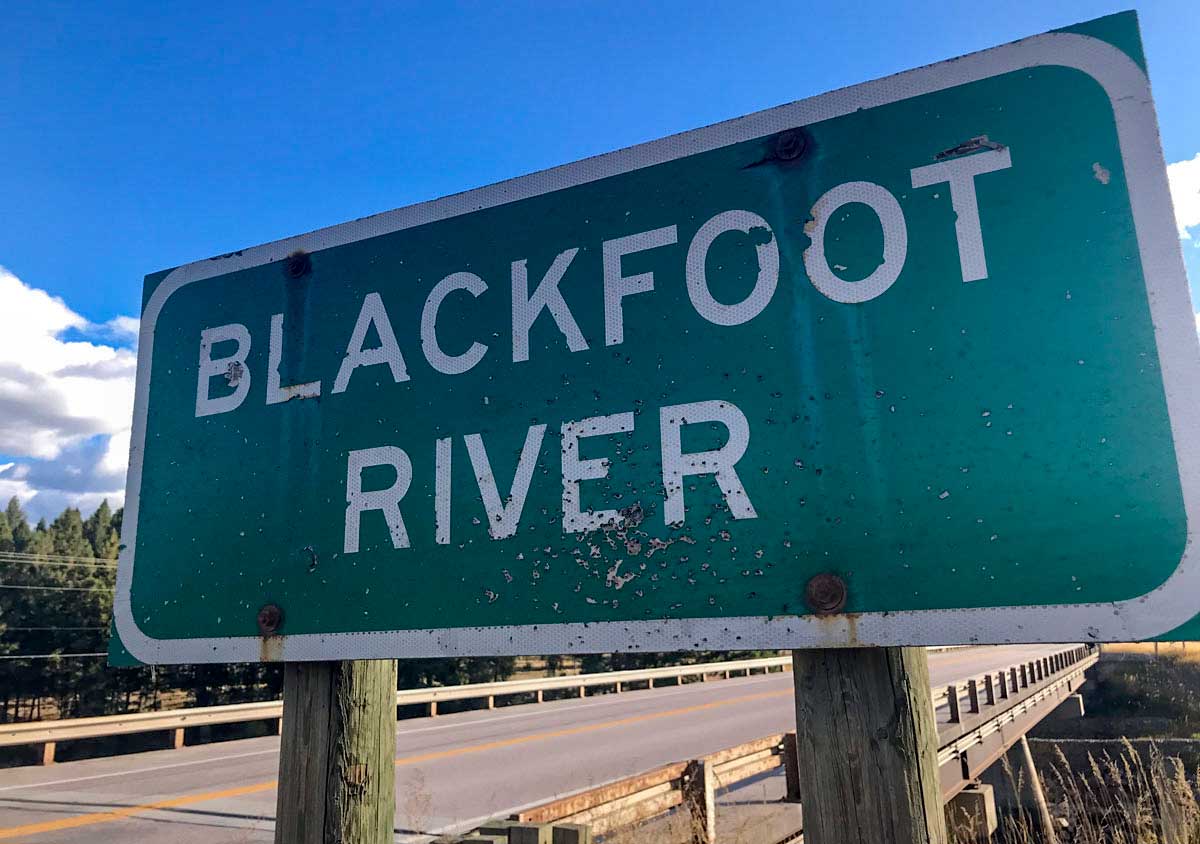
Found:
[775,129,808,162]
[283,249,312,279]
[805,573,847,615]
[257,603,283,636]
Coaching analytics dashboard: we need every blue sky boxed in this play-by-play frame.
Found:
[1,1,1198,519]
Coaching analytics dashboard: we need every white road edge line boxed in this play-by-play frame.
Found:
[0,749,277,794]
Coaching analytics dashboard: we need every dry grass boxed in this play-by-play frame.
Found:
[599,808,704,844]
[949,739,1200,844]
[1102,643,1200,664]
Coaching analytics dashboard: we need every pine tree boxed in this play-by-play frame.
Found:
[0,511,13,553]
[6,497,32,552]
[51,508,92,559]
[27,520,53,555]
[95,529,120,561]
[82,500,122,560]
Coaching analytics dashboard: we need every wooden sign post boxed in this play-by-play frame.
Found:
[274,659,398,844]
[791,647,947,844]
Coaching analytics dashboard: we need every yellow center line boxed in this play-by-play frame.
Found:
[0,780,278,840]
[0,687,791,839]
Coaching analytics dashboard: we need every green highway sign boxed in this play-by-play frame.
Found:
[114,12,1200,664]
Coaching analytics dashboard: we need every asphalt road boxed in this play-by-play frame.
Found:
[0,645,1063,843]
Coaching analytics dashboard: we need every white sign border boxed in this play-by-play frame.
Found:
[116,27,1200,662]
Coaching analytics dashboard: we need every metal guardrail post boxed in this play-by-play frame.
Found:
[946,685,961,723]
[967,680,980,714]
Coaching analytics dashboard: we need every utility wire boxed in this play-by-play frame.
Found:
[0,553,117,568]
[0,548,117,562]
[0,584,111,592]
[0,559,116,570]
[0,652,107,661]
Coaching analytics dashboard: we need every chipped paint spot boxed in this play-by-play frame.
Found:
[935,134,1004,160]
[1092,162,1111,185]
[606,561,637,590]
[224,360,245,386]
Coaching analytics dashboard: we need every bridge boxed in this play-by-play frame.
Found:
[0,644,1092,842]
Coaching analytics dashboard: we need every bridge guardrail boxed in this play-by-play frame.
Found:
[0,655,793,765]
[0,646,1076,769]
[493,644,1097,843]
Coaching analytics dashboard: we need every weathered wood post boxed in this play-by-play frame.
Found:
[275,659,398,844]
[791,647,947,844]
[683,757,716,844]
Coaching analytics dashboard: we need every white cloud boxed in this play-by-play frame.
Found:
[90,315,140,347]
[0,266,136,519]
[1169,153,1200,239]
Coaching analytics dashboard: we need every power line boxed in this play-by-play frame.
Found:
[0,559,117,571]
[0,553,117,569]
[0,652,107,661]
[0,584,111,593]
[0,548,117,563]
